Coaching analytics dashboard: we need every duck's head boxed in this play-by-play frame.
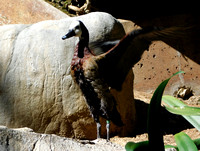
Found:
[62,20,89,41]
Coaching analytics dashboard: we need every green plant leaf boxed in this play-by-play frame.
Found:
[164,145,178,150]
[125,141,149,151]
[165,106,200,116]
[147,71,184,151]
[162,95,200,131]
[165,138,200,150]
[125,71,184,151]
[175,132,198,151]
[193,138,200,150]
[162,95,186,107]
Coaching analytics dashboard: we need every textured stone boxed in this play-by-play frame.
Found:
[0,12,136,139]
[0,126,124,151]
[133,41,200,95]
[0,0,68,25]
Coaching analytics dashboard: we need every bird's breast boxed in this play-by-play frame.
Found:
[71,57,82,80]
[70,54,94,82]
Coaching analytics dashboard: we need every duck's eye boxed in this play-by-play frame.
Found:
[75,26,80,30]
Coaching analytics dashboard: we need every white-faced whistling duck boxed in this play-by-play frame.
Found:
[62,20,152,141]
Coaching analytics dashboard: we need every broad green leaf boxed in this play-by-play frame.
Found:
[165,106,200,116]
[175,132,198,151]
[182,115,200,132]
[164,145,178,150]
[165,138,200,150]
[125,141,149,151]
[147,71,184,151]
[162,95,200,131]
[162,95,186,107]
[193,138,200,150]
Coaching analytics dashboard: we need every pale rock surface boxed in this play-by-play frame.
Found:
[0,12,136,139]
[0,0,68,25]
[0,126,124,151]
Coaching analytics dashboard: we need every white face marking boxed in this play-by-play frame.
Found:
[69,20,82,37]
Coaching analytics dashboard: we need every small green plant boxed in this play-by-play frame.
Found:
[125,71,200,151]
[163,95,200,131]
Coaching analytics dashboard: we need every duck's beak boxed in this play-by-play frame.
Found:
[62,29,75,40]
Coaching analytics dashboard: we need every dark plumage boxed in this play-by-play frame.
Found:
[62,20,150,140]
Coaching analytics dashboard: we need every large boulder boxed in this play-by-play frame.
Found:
[0,12,136,139]
[0,0,68,25]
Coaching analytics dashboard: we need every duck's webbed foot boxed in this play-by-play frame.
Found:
[106,120,110,141]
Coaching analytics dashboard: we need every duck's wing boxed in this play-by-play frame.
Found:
[89,40,120,55]
[94,28,151,90]
[95,25,196,90]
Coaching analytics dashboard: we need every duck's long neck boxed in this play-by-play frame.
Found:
[77,27,90,58]
[77,38,89,58]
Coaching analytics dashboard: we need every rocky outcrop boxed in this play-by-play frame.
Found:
[0,126,124,151]
[0,12,136,139]
[119,19,200,96]
[0,0,68,25]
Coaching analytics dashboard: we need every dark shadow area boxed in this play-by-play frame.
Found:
[91,1,200,65]
[134,99,193,136]
[78,140,96,145]
[91,0,199,24]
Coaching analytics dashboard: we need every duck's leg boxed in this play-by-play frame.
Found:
[96,117,101,139]
[106,120,110,141]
